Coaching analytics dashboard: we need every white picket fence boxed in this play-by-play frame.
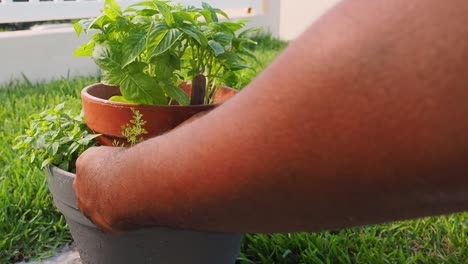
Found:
[0,0,263,23]
[0,0,341,85]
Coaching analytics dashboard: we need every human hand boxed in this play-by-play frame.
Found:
[73,146,131,233]
[73,111,208,233]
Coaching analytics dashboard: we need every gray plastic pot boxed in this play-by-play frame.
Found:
[45,165,243,264]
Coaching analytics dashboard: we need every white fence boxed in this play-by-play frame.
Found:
[0,0,341,85]
[0,0,264,23]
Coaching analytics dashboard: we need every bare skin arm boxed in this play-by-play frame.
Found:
[74,0,468,233]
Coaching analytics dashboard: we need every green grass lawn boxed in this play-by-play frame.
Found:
[1,37,468,263]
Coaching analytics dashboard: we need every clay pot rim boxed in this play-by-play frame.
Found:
[81,83,235,109]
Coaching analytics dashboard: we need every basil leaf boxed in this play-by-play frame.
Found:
[147,22,169,54]
[173,11,196,24]
[101,69,123,86]
[201,2,218,22]
[121,32,147,67]
[208,40,224,56]
[126,1,156,10]
[199,9,214,23]
[162,84,189,105]
[74,18,97,36]
[104,0,122,19]
[151,28,182,57]
[92,42,122,71]
[213,32,233,46]
[73,40,95,57]
[120,73,167,105]
[155,2,175,26]
[91,15,113,31]
[108,95,138,104]
[180,25,208,47]
[219,21,245,32]
[238,27,262,38]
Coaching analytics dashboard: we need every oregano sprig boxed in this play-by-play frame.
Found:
[121,108,148,145]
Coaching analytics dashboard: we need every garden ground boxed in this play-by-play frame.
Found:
[1,36,467,263]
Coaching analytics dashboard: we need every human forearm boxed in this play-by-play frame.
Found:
[76,0,468,233]
[121,0,468,232]
[125,95,468,234]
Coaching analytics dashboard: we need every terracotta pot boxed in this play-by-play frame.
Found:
[81,83,237,146]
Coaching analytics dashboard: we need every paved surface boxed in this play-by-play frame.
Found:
[19,245,81,264]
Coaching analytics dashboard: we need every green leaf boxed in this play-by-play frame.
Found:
[136,9,158,17]
[41,158,53,169]
[126,61,147,74]
[215,9,229,19]
[219,21,245,32]
[73,40,95,57]
[73,22,82,37]
[151,28,182,57]
[91,15,113,31]
[120,73,167,105]
[132,15,152,26]
[126,1,156,10]
[51,142,59,155]
[162,84,189,105]
[92,42,122,71]
[146,22,170,54]
[68,142,80,154]
[180,25,208,46]
[55,103,66,111]
[199,9,214,23]
[150,53,179,78]
[109,95,138,104]
[173,11,196,24]
[238,27,262,38]
[208,40,225,56]
[237,37,258,46]
[228,64,249,71]
[115,16,129,30]
[15,100,99,172]
[168,53,181,70]
[239,49,259,64]
[219,52,251,71]
[104,0,122,19]
[121,32,147,67]
[101,70,123,86]
[77,134,101,145]
[59,160,70,171]
[213,32,233,46]
[74,18,97,36]
[201,2,218,22]
[155,2,175,26]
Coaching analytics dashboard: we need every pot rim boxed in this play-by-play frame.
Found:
[48,164,76,178]
[81,83,236,109]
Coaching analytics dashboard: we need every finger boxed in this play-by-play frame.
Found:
[77,200,116,233]
[76,146,96,165]
[91,213,121,234]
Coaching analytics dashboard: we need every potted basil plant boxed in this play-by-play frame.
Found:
[16,0,260,263]
[76,0,259,146]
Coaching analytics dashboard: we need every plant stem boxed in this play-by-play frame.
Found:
[208,65,223,104]
[191,74,206,105]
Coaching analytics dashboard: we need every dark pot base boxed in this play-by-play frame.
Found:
[46,166,243,264]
